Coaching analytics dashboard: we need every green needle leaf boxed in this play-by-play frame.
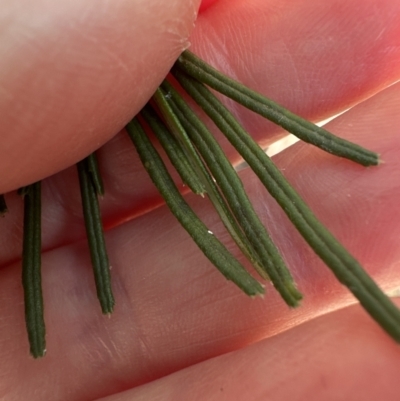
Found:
[141,104,206,195]
[20,182,46,358]
[77,155,114,314]
[87,152,105,197]
[176,50,379,167]
[152,88,268,279]
[162,80,302,306]
[126,117,264,297]
[173,68,400,342]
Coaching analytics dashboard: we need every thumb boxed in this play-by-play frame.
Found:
[0,0,200,193]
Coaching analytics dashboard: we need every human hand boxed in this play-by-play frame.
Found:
[1,0,400,400]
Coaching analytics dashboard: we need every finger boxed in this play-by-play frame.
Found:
[2,0,400,194]
[1,82,400,400]
[0,0,200,193]
[2,0,400,267]
[199,0,219,13]
[100,300,400,401]
[191,0,400,158]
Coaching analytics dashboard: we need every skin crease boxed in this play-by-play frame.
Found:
[1,0,400,400]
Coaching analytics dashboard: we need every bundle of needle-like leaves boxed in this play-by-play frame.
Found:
[2,50,400,358]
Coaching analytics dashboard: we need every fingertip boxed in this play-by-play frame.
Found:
[0,0,201,193]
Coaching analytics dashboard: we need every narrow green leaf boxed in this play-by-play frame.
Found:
[126,117,264,297]
[21,182,46,358]
[152,88,268,279]
[173,69,400,342]
[77,156,114,314]
[140,105,206,195]
[87,152,105,197]
[176,50,379,166]
[162,80,302,306]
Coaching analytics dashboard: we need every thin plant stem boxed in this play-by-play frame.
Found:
[77,155,114,314]
[176,50,379,167]
[162,80,302,306]
[126,117,264,296]
[173,68,400,342]
[20,182,46,358]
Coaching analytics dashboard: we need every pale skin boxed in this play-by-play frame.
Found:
[1,0,400,400]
